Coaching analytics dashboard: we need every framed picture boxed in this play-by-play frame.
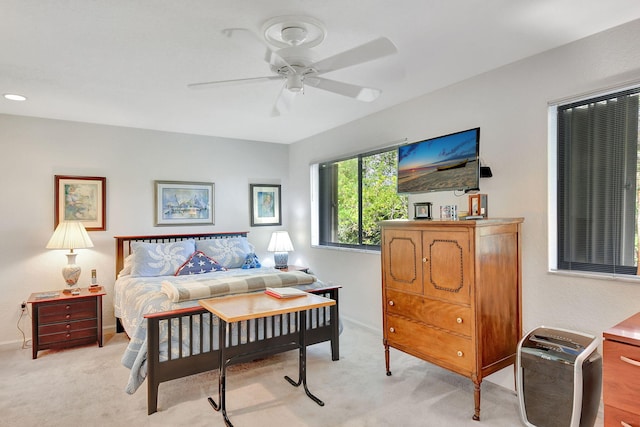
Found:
[54,175,106,231]
[154,181,214,226]
[468,194,488,217]
[250,184,281,226]
[413,202,432,220]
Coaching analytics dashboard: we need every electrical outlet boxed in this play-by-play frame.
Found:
[20,301,26,310]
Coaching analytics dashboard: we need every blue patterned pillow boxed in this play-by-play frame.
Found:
[241,253,261,269]
[195,237,252,269]
[130,239,196,277]
[175,251,226,276]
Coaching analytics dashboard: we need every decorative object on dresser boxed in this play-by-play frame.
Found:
[268,230,294,269]
[468,193,488,217]
[54,175,106,231]
[113,232,340,415]
[46,220,94,287]
[27,287,105,359]
[413,202,432,220]
[380,218,523,421]
[603,312,640,427]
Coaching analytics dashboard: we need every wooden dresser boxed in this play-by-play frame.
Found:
[380,218,523,421]
[603,312,640,427]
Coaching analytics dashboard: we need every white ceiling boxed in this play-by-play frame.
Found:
[2,1,640,144]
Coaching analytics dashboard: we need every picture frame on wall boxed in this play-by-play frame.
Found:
[154,181,214,226]
[250,184,281,226]
[54,175,106,231]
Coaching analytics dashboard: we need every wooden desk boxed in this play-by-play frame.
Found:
[199,292,336,427]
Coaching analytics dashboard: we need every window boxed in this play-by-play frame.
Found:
[316,148,408,250]
[556,87,640,275]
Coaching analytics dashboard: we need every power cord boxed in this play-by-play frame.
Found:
[17,302,31,349]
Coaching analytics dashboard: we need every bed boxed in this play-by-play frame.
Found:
[113,232,340,415]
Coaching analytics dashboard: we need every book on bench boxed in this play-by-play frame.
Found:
[265,287,307,299]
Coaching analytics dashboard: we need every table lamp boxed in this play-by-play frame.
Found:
[46,221,94,287]
[267,231,294,269]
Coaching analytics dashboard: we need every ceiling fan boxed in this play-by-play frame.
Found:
[187,16,398,116]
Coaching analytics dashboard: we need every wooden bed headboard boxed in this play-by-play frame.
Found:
[114,232,248,275]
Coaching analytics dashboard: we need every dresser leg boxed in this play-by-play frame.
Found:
[384,343,392,376]
[473,380,481,421]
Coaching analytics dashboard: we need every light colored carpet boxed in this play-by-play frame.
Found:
[0,320,603,427]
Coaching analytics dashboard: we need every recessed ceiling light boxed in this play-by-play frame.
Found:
[3,93,27,101]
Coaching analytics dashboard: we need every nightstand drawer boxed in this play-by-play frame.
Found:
[38,326,98,346]
[38,300,97,324]
[39,318,97,335]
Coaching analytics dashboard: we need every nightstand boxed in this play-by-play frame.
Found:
[281,265,309,273]
[27,287,105,359]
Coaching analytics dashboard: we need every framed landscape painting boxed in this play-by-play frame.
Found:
[54,175,106,231]
[155,181,214,226]
[250,184,281,226]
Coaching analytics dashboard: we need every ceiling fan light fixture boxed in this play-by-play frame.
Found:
[287,74,304,92]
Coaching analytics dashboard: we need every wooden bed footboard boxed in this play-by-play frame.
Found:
[144,286,340,414]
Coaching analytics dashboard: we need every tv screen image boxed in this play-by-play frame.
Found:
[397,127,480,193]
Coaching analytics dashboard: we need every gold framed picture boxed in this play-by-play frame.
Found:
[54,175,106,231]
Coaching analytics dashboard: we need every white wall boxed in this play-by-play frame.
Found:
[289,19,640,386]
[0,115,289,346]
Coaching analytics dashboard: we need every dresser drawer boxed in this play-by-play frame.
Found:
[385,314,473,373]
[385,289,471,336]
[604,404,640,427]
[604,340,640,414]
[38,300,97,324]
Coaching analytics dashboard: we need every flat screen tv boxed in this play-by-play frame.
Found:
[397,127,480,193]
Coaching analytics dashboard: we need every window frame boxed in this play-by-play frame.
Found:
[312,146,407,251]
[550,85,640,277]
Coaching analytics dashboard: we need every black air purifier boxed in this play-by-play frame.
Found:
[516,327,602,427]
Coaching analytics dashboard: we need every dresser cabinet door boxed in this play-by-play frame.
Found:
[382,229,423,294]
[422,229,471,305]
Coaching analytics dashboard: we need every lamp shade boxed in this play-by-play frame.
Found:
[46,221,94,250]
[267,231,294,252]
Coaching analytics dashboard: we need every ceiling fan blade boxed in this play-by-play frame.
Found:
[305,77,381,102]
[310,37,397,75]
[271,82,297,117]
[187,75,282,90]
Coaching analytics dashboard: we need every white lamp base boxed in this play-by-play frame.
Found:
[63,252,81,286]
[273,252,288,269]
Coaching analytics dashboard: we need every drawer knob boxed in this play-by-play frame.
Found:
[66,314,71,319]
[65,305,71,310]
[457,351,463,357]
[66,324,71,330]
[389,327,395,333]
[66,333,71,338]
[422,257,428,263]
[388,300,395,306]
[620,421,632,427]
[456,317,463,324]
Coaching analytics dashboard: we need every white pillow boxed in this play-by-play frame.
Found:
[130,239,196,277]
[196,237,252,269]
